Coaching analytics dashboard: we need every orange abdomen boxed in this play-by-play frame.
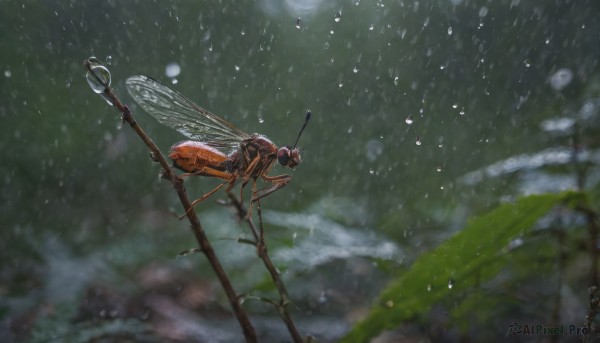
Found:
[169,141,229,176]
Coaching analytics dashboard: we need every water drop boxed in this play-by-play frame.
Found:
[4,69,11,78]
[524,59,531,68]
[240,27,246,35]
[165,62,181,78]
[208,44,213,52]
[385,300,394,308]
[319,291,328,304]
[369,169,375,175]
[549,68,573,91]
[439,65,445,70]
[545,38,550,44]
[258,116,264,124]
[427,284,432,291]
[105,55,112,65]
[478,6,488,17]
[338,82,343,88]
[85,58,113,105]
[393,76,399,85]
[369,24,374,31]
[296,18,301,29]
[405,116,413,125]
[330,30,334,35]
[353,64,359,73]
[234,65,240,71]
[171,78,178,85]
[452,103,458,109]
[415,137,422,145]
[448,278,454,289]
[334,12,341,22]
[86,57,111,93]
[436,167,442,172]
[447,26,453,35]
[459,109,465,115]
[365,139,384,162]
[324,42,330,49]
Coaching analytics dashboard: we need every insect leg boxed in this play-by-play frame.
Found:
[251,174,292,202]
[179,180,229,219]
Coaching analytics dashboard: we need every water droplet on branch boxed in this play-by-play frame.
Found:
[85,57,114,105]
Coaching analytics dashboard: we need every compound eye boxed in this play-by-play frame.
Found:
[277,147,290,166]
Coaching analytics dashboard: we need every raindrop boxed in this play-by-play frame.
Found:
[85,57,111,93]
[549,68,573,91]
[452,103,458,109]
[347,125,353,133]
[524,59,531,68]
[436,167,442,172]
[208,44,213,52]
[427,284,432,291]
[365,139,384,162]
[258,116,264,124]
[459,109,465,115]
[296,18,301,29]
[334,12,341,22]
[171,78,178,85]
[447,26,453,35]
[85,58,113,105]
[319,291,328,304]
[338,82,343,88]
[353,64,359,73]
[393,76,399,85]
[385,300,394,308]
[369,169,375,175]
[439,65,445,70]
[234,65,240,71]
[369,24,374,31]
[330,30,334,35]
[415,137,422,145]
[165,62,181,78]
[545,38,550,44]
[478,6,488,17]
[405,116,413,125]
[4,69,11,78]
[240,26,246,35]
[105,55,112,65]
[448,278,454,289]
[324,42,330,49]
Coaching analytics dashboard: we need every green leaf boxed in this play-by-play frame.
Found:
[341,192,582,342]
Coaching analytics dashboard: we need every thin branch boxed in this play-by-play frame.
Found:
[82,58,257,342]
[226,191,304,343]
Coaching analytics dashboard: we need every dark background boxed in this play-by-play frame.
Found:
[1,0,599,341]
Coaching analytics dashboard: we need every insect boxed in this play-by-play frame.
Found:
[125,75,310,209]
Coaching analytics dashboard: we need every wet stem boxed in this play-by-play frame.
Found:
[82,58,260,342]
[227,192,303,342]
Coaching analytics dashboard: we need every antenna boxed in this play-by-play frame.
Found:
[292,110,311,149]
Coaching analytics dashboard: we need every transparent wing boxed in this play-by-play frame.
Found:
[125,75,251,150]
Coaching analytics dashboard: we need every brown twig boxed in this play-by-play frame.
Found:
[226,192,304,343]
[82,58,257,342]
